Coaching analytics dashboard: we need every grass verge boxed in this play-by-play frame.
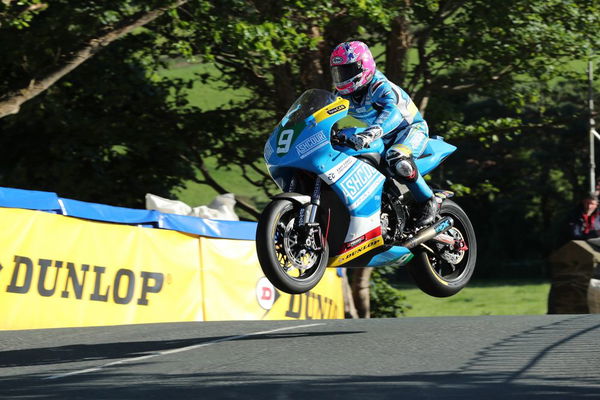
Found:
[395,279,551,317]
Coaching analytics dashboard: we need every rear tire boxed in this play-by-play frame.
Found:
[256,199,329,294]
[407,199,477,297]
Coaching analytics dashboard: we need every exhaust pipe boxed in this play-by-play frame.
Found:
[401,216,454,249]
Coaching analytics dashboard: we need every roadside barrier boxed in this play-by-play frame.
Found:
[548,239,600,314]
[0,187,343,330]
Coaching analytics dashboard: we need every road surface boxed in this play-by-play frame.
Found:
[1,315,599,399]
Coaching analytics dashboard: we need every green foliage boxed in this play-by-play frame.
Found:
[0,0,173,94]
[0,34,198,206]
[370,266,411,317]
[0,0,47,29]
[429,78,594,275]
[1,0,600,281]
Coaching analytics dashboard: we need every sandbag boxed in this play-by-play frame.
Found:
[191,193,239,221]
[145,193,239,221]
[145,193,192,215]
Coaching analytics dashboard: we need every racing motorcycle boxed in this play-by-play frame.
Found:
[256,89,476,297]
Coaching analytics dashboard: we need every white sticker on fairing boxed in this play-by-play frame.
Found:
[295,131,328,159]
[264,140,274,160]
[319,157,357,185]
[339,163,385,210]
[389,253,414,267]
[277,129,295,155]
[348,174,385,211]
[344,212,381,242]
[339,163,377,201]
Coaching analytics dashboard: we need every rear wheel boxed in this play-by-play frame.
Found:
[256,199,329,294]
[407,199,477,297]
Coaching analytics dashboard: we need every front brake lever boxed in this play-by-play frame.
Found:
[331,132,345,147]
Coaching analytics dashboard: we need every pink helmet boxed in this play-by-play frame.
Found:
[330,41,376,95]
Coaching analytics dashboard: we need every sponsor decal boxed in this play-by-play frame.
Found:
[264,140,274,160]
[295,131,328,159]
[347,174,385,211]
[346,235,366,250]
[340,226,382,253]
[319,157,357,185]
[332,56,344,64]
[329,236,384,266]
[256,277,277,310]
[297,207,305,226]
[1,255,164,306]
[435,218,452,234]
[434,190,454,199]
[284,291,340,319]
[327,104,347,115]
[314,98,349,123]
[339,163,378,201]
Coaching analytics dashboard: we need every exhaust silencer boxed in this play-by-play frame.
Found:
[401,216,454,249]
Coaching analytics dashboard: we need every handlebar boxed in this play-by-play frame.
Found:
[331,127,371,150]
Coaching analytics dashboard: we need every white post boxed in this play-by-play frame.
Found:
[590,59,597,194]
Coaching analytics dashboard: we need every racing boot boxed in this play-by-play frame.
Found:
[415,196,439,228]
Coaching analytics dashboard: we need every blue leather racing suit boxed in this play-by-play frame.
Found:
[338,70,433,202]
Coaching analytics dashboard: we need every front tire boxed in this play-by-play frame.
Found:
[256,199,329,294]
[407,199,477,297]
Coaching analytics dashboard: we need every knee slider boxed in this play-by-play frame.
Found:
[386,144,418,182]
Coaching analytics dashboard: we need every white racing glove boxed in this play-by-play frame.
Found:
[347,125,383,150]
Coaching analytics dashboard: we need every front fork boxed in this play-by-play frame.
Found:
[307,177,321,224]
[291,176,324,251]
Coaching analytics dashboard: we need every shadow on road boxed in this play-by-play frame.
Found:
[0,330,364,368]
[456,315,600,387]
[0,369,598,399]
[1,316,599,399]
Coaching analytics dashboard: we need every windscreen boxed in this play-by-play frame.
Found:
[279,89,338,128]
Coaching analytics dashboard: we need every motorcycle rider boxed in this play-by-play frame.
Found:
[330,40,438,227]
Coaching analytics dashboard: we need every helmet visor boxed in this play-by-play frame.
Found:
[331,63,362,84]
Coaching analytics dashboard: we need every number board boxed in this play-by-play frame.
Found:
[273,121,306,157]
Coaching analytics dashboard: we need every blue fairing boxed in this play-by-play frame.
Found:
[264,89,456,268]
[332,128,454,177]
[415,139,457,176]
[265,93,385,219]
[366,245,413,267]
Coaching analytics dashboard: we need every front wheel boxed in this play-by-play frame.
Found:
[407,199,477,297]
[256,199,329,294]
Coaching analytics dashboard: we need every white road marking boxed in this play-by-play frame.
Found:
[43,323,325,380]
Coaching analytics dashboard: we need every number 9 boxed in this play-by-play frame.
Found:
[276,129,294,154]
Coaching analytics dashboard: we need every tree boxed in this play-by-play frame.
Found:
[148,1,599,269]
[2,0,599,280]
[0,0,188,119]
[0,0,47,29]
[435,79,595,276]
[0,33,199,206]
[150,0,599,198]
[0,0,269,216]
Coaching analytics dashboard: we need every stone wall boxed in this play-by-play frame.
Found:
[548,240,600,314]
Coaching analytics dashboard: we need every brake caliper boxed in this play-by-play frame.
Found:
[305,222,323,251]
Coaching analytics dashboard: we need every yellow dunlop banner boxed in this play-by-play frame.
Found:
[200,237,344,320]
[0,208,203,330]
